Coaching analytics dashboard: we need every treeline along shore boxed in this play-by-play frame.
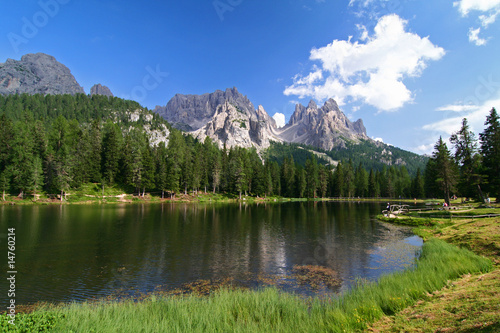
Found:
[0,94,499,205]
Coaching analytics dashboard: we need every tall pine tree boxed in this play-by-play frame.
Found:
[479,108,500,202]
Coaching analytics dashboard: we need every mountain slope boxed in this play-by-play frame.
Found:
[0,53,84,96]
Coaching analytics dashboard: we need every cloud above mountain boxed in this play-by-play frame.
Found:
[284,14,445,111]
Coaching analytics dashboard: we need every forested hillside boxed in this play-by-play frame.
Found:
[1,94,497,202]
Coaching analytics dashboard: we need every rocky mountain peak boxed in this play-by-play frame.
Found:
[323,98,340,113]
[277,99,368,151]
[154,87,260,131]
[307,99,318,110]
[90,84,113,97]
[191,100,281,150]
[0,53,84,96]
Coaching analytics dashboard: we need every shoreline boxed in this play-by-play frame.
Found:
[0,191,432,206]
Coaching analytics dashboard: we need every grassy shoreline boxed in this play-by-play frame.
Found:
[369,206,500,332]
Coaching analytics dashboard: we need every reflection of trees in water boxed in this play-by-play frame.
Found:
[1,202,422,304]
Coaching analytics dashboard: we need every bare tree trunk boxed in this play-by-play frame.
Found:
[61,190,63,202]
[477,184,486,205]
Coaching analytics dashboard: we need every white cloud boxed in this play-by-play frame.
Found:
[436,104,480,112]
[422,95,500,152]
[454,0,500,44]
[272,112,286,128]
[284,15,445,111]
[454,0,500,17]
[468,27,488,45]
[414,143,436,155]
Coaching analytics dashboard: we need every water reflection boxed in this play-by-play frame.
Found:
[0,202,421,305]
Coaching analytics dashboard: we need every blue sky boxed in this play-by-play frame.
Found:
[1,0,500,154]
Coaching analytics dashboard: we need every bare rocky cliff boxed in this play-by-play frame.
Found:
[277,99,368,151]
[90,84,113,97]
[0,53,84,96]
[154,87,257,132]
[191,101,282,150]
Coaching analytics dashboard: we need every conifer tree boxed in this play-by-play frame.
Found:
[450,118,482,199]
[101,121,122,185]
[431,137,458,206]
[412,168,425,199]
[479,108,500,202]
[305,157,318,198]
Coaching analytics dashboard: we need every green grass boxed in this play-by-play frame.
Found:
[8,238,490,332]
[370,216,500,332]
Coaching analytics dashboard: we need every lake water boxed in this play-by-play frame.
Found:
[0,201,422,306]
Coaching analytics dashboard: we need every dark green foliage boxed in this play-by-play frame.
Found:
[480,108,500,201]
[450,118,483,200]
[101,121,122,185]
[429,137,459,205]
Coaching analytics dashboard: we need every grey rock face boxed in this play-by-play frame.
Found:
[157,87,369,152]
[191,101,282,150]
[0,53,84,96]
[277,99,368,151]
[154,87,257,131]
[90,84,113,97]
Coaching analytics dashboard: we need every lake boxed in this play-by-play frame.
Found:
[0,201,422,306]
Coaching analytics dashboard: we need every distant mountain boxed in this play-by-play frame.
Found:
[191,101,282,150]
[156,88,370,152]
[277,99,368,151]
[0,53,84,96]
[90,84,113,97]
[154,87,261,131]
[156,87,282,149]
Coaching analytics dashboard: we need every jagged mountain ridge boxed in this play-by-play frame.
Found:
[156,88,369,151]
[0,53,84,96]
[153,87,267,131]
[277,99,368,151]
[191,101,282,150]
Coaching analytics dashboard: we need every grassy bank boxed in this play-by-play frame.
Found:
[369,212,500,332]
[2,238,491,332]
